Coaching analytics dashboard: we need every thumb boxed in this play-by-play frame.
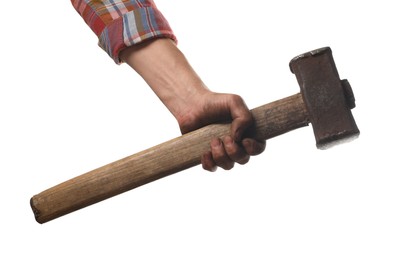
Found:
[228,95,253,142]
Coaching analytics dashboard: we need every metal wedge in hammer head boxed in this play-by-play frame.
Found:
[289,47,360,149]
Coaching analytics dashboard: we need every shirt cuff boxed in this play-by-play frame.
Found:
[99,6,177,64]
[71,0,177,64]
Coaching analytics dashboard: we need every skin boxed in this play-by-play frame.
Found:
[119,38,266,171]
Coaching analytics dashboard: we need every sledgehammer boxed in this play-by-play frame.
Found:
[30,47,359,223]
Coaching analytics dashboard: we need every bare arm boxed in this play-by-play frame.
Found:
[71,0,264,171]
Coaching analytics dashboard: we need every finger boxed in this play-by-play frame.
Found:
[228,95,253,142]
[223,135,250,165]
[242,138,266,156]
[201,152,217,172]
[211,137,234,170]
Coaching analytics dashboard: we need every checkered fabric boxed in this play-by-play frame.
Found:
[71,0,177,64]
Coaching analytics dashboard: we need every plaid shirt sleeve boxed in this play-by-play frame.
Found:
[71,0,177,64]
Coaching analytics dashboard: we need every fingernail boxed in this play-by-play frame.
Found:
[234,128,243,142]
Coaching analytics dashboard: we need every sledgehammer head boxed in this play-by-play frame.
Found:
[290,47,360,149]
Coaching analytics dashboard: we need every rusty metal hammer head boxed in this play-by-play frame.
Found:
[290,47,360,149]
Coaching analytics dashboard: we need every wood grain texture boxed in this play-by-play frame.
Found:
[30,93,309,223]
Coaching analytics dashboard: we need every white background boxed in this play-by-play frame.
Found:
[1,0,392,259]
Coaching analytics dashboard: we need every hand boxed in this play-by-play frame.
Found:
[119,38,265,171]
[177,91,266,171]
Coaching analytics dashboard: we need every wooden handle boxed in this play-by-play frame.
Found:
[30,93,309,223]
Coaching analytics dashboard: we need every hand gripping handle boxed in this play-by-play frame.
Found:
[31,93,309,223]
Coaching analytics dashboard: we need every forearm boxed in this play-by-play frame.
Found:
[119,38,211,123]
